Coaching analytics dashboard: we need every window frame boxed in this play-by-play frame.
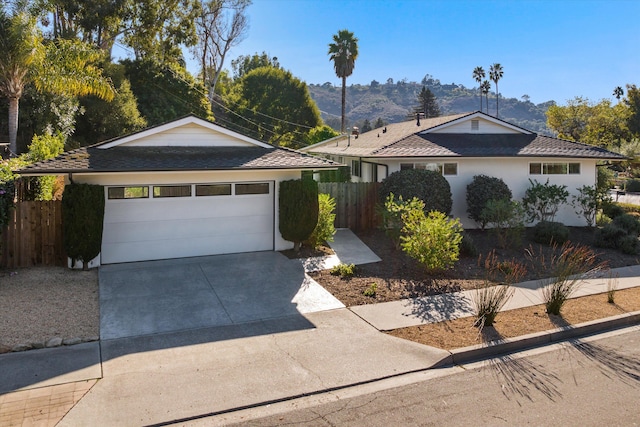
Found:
[107,186,149,200]
[529,162,581,175]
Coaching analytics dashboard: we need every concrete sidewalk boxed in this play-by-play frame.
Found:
[351,264,640,331]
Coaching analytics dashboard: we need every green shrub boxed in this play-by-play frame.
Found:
[571,185,599,227]
[279,179,319,252]
[466,175,512,228]
[62,183,105,270]
[317,166,351,183]
[602,202,625,219]
[625,179,640,192]
[532,221,570,245]
[381,194,425,246]
[612,213,640,236]
[400,209,463,271]
[522,179,569,223]
[0,180,15,229]
[460,232,478,257]
[594,224,627,249]
[379,169,452,215]
[331,263,356,278]
[481,199,525,248]
[363,283,377,298]
[305,193,336,249]
[618,235,639,255]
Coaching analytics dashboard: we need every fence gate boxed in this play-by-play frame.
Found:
[318,182,380,231]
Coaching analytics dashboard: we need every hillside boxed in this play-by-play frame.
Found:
[308,77,555,134]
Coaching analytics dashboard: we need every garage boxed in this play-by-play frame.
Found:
[102,181,274,264]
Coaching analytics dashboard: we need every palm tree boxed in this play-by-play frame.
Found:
[489,63,503,118]
[481,80,491,114]
[328,29,358,133]
[472,66,485,112]
[613,86,624,103]
[0,9,114,155]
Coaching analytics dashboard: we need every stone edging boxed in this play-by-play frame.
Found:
[0,336,100,354]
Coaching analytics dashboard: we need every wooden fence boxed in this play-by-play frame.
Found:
[318,182,381,231]
[1,200,66,268]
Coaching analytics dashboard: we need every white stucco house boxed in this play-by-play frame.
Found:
[302,111,625,228]
[20,115,338,264]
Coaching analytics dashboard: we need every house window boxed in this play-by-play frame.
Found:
[351,159,361,177]
[235,183,270,195]
[196,184,232,196]
[107,186,149,199]
[153,185,191,198]
[401,162,457,176]
[471,119,479,131]
[530,162,580,175]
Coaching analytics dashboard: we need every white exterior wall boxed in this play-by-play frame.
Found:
[73,169,301,251]
[373,157,597,228]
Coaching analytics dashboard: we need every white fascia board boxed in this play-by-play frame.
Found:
[300,134,348,152]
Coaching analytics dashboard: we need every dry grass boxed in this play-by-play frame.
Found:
[388,287,640,350]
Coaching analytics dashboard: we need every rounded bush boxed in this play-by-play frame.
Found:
[618,235,639,255]
[532,220,569,245]
[379,169,452,215]
[612,213,640,236]
[594,224,626,249]
[602,202,625,219]
[625,179,640,193]
[466,175,512,228]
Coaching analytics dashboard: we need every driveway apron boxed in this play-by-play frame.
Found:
[99,251,342,340]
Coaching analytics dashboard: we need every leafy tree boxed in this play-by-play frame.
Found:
[73,64,147,146]
[231,51,280,80]
[373,117,385,129]
[26,132,65,200]
[466,174,512,229]
[546,96,631,148]
[0,8,114,155]
[227,66,322,147]
[304,125,339,145]
[571,185,599,227]
[489,63,503,118]
[279,178,318,252]
[122,58,211,126]
[193,0,250,103]
[522,179,569,223]
[625,84,640,137]
[379,169,452,215]
[481,199,525,248]
[472,66,485,111]
[328,29,358,133]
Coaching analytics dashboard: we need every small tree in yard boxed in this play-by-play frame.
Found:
[305,193,336,249]
[381,193,425,247]
[62,183,105,270]
[279,178,319,252]
[396,197,463,271]
[522,179,569,223]
[466,175,512,229]
[481,198,525,248]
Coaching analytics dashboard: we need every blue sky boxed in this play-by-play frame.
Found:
[211,0,639,106]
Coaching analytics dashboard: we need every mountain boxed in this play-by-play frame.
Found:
[308,76,555,135]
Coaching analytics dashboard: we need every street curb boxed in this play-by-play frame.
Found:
[432,310,640,368]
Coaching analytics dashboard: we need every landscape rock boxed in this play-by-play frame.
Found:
[63,337,82,346]
[45,337,63,348]
[0,344,11,354]
[31,341,45,349]
[12,343,32,352]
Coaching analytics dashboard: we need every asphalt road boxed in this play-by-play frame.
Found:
[199,326,640,426]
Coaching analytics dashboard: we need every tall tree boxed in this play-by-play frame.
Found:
[328,29,358,133]
[193,0,250,105]
[613,86,624,102]
[480,80,491,114]
[227,66,322,148]
[412,86,440,118]
[489,63,503,118]
[0,8,114,155]
[231,51,280,79]
[472,66,485,111]
[625,84,640,137]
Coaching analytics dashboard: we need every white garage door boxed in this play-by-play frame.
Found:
[102,182,274,264]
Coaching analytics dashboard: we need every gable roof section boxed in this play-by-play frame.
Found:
[371,133,626,160]
[301,113,471,156]
[20,145,339,175]
[420,111,532,134]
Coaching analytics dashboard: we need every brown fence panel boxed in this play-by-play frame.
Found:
[318,182,381,231]
[1,200,66,268]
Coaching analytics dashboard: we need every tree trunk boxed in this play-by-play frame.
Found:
[8,96,19,156]
[496,83,499,118]
[341,75,346,133]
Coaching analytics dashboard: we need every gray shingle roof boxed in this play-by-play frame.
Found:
[370,133,626,160]
[19,145,339,174]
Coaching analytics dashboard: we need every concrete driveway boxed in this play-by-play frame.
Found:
[99,251,344,340]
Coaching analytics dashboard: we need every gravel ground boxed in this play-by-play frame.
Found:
[0,266,99,351]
